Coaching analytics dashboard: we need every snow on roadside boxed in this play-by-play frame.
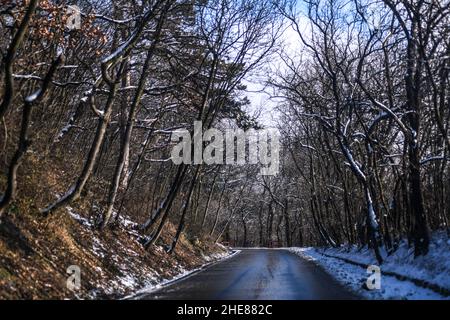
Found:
[126,249,241,300]
[287,231,450,300]
[65,206,233,299]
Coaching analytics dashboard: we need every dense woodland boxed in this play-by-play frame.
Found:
[0,0,448,265]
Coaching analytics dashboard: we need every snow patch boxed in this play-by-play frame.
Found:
[287,231,450,300]
[67,207,93,228]
[125,249,240,300]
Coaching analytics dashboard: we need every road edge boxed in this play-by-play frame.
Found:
[124,249,242,300]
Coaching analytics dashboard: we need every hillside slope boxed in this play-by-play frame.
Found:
[0,206,228,299]
[0,156,227,299]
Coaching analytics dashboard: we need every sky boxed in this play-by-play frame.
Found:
[242,5,309,129]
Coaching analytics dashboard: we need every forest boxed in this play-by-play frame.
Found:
[0,0,449,299]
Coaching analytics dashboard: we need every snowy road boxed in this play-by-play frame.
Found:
[139,249,359,300]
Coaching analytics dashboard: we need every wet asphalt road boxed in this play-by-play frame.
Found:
[138,249,359,300]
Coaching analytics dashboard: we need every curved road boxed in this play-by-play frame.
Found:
[138,249,359,300]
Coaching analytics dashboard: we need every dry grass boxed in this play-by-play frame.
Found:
[0,151,227,299]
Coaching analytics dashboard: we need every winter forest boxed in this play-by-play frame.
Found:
[0,0,449,300]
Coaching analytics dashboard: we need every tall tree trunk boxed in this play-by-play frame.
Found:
[0,0,39,119]
[41,76,121,215]
[101,9,168,228]
[283,199,291,247]
[200,173,217,228]
[167,166,201,254]
[209,182,226,236]
[0,56,61,217]
[142,164,187,233]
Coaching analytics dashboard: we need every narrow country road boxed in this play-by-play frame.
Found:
[138,249,359,300]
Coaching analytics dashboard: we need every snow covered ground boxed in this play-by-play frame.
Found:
[287,231,450,300]
[126,249,241,299]
[65,206,233,299]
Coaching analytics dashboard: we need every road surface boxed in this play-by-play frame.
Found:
[138,249,359,300]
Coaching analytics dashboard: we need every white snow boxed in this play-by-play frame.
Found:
[92,237,106,258]
[67,206,94,228]
[341,143,367,181]
[287,231,450,300]
[124,249,240,300]
[25,89,42,103]
[64,206,234,299]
